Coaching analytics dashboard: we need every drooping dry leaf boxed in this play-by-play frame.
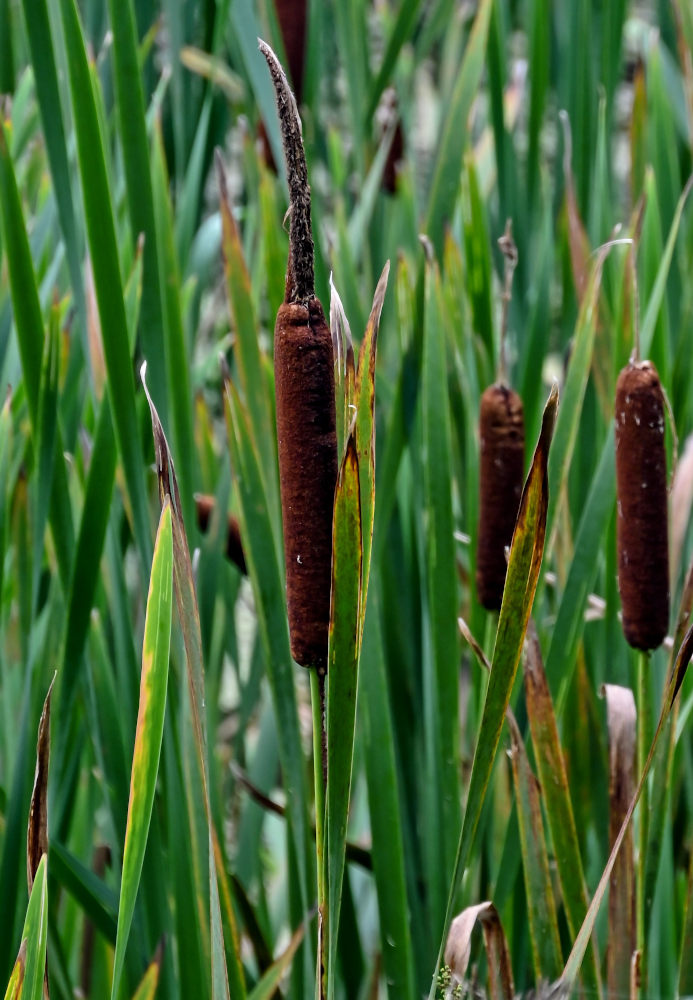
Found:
[444,902,514,1000]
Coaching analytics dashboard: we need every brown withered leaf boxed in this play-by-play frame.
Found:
[27,674,55,894]
[445,902,514,1000]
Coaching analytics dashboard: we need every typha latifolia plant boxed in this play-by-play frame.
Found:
[260,37,389,998]
[615,243,670,652]
[476,221,525,610]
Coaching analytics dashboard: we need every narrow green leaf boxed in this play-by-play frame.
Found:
[216,152,276,516]
[527,0,549,217]
[32,308,59,611]
[326,432,362,1000]
[111,500,173,1000]
[545,427,615,709]
[144,371,238,999]
[361,598,416,1000]
[17,854,48,1000]
[21,0,85,328]
[58,0,151,571]
[429,385,558,999]
[151,122,195,532]
[107,0,169,428]
[425,0,493,256]
[640,174,693,359]
[547,253,604,547]
[0,119,74,589]
[422,257,460,907]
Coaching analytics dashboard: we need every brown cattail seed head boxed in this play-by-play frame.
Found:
[275,297,338,671]
[615,360,669,650]
[476,384,525,610]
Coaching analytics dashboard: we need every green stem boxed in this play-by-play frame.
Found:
[636,650,650,997]
[311,667,328,1000]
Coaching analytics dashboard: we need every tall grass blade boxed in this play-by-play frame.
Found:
[111,500,173,1000]
[0,119,74,588]
[21,0,85,327]
[429,384,558,1000]
[107,0,168,426]
[142,370,237,999]
[58,0,151,569]
[326,431,362,999]
[425,0,493,256]
[361,599,416,1000]
[8,855,48,1000]
[422,256,460,916]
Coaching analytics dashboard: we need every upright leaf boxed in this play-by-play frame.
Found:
[326,432,362,999]
[429,385,558,999]
[111,501,173,1000]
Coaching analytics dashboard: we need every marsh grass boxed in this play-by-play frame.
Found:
[2,1,693,999]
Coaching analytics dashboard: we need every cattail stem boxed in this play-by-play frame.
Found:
[310,668,328,999]
[497,219,517,385]
[636,650,650,998]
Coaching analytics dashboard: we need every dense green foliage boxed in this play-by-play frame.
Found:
[2,0,693,997]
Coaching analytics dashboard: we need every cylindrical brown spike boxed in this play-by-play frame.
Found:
[195,494,248,576]
[476,383,525,610]
[615,360,669,650]
[275,297,337,671]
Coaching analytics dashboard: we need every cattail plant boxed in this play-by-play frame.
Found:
[259,39,338,674]
[615,358,669,650]
[476,222,525,610]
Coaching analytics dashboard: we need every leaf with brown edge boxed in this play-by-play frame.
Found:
[602,684,636,1000]
[429,385,558,1000]
[130,940,164,1000]
[354,260,389,639]
[140,363,238,1000]
[444,902,514,1000]
[27,675,55,896]
[3,941,26,1000]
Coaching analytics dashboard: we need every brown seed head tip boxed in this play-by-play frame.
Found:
[259,37,313,303]
[274,297,337,669]
[476,384,525,610]
[615,360,669,650]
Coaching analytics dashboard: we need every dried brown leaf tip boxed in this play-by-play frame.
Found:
[259,40,338,672]
[476,383,525,610]
[615,360,669,650]
[27,674,55,894]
